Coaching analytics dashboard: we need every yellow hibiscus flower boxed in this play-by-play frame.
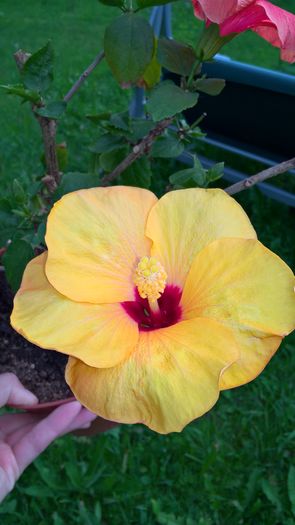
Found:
[11,187,295,434]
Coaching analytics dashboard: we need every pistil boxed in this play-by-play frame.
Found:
[134,256,167,308]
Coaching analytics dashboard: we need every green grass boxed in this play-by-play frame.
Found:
[1,1,295,524]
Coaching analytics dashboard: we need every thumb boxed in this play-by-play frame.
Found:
[0,373,38,407]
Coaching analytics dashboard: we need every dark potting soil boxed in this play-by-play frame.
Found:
[0,268,72,403]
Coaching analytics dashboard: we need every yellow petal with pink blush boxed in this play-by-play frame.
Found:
[181,238,295,388]
[66,317,238,434]
[45,186,158,304]
[11,253,138,368]
[145,188,256,289]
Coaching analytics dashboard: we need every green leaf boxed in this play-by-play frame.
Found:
[157,38,197,76]
[119,157,152,188]
[54,172,100,200]
[136,0,180,9]
[128,119,155,142]
[36,101,67,119]
[110,111,130,131]
[100,145,129,172]
[98,0,123,6]
[22,41,54,93]
[169,167,202,189]
[0,207,18,246]
[89,134,125,154]
[195,78,226,96]
[151,135,184,158]
[147,81,199,121]
[261,479,282,513]
[104,13,154,85]
[86,112,112,124]
[12,178,27,202]
[56,143,68,171]
[0,83,41,104]
[169,156,207,188]
[207,162,224,182]
[142,38,161,89]
[3,240,34,292]
[288,466,295,516]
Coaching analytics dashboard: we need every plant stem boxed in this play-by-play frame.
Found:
[63,51,105,103]
[225,157,295,195]
[14,50,60,193]
[101,117,173,185]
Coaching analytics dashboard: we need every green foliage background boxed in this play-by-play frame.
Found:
[1,1,295,523]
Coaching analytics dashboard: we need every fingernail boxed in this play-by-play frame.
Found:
[21,390,38,405]
[81,422,92,429]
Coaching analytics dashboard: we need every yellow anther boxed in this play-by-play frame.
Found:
[134,256,167,302]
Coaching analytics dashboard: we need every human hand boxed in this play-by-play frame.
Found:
[0,373,97,503]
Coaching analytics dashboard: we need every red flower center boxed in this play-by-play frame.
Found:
[122,285,182,331]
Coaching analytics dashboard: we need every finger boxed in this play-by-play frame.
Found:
[14,401,82,473]
[0,444,19,503]
[6,420,42,448]
[62,408,97,434]
[0,373,38,407]
[0,413,41,439]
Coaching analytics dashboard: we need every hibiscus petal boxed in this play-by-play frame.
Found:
[146,189,256,289]
[66,318,238,434]
[255,0,295,63]
[182,238,295,387]
[220,328,282,390]
[11,253,138,368]
[192,0,240,24]
[220,0,295,63]
[45,186,158,303]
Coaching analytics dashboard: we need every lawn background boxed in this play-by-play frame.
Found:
[1,1,295,523]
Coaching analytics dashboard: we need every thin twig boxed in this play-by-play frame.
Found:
[225,157,295,195]
[14,50,60,193]
[64,51,105,103]
[101,117,173,185]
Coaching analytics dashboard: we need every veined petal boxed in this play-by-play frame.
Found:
[220,328,282,390]
[145,189,256,288]
[11,253,138,368]
[182,238,295,387]
[66,318,238,434]
[192,0,241,24]
[45,186,158,303]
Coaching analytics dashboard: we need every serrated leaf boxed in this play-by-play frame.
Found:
[147,81,199,121]
[100,145,129,172]
[119,157,152,188]
[89,134,125,154]
[36,101,66,119]
[104,14,154,85]
[0,83,41,104]
[288,466,295,516]
[22,41,54,93]
[129,119,155,142]
[195,78,226,96]
[151,135,184,158]
[110,112,130,131]
[3,240,34,292]
[157,38,197,76]
[54,172,100,200]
